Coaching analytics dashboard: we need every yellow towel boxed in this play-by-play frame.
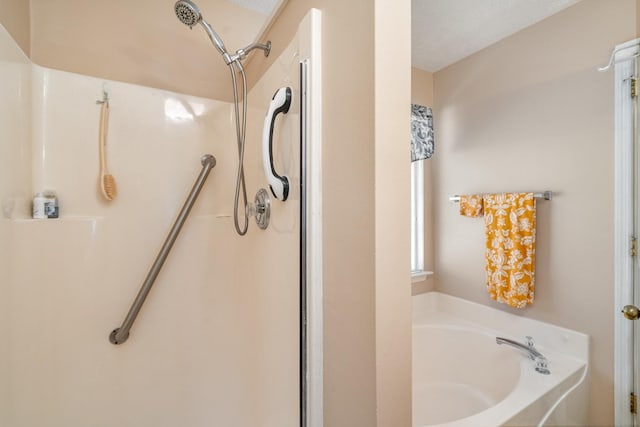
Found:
[459,194,484,217]
[483,193,536,308]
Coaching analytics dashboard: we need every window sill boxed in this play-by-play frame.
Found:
[411,270,433,283]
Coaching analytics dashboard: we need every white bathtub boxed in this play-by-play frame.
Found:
[413,292,589,427]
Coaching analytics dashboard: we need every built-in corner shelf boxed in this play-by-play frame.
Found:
[3,216,104,224]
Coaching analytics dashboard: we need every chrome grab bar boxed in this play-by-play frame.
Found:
[109,154,217,345]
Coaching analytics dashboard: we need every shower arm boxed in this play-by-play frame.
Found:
[229,41,272,63]
[109,154,217,345]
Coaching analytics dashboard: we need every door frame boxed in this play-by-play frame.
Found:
[614,38,640,427]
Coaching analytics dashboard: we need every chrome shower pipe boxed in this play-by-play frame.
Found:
[109,155,216,345]
[230,41,272,63]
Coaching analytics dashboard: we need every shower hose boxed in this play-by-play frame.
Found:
[229,60,249,236]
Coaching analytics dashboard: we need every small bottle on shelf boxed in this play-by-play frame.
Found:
[32,191,59,219]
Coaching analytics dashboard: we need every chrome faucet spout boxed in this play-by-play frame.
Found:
[496,337,543,359]
[496,336,551,375]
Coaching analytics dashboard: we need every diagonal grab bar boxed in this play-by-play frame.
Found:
[109,154,217,345]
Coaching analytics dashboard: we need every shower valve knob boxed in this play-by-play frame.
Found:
[246,203,263,216]
[246,188,271,230]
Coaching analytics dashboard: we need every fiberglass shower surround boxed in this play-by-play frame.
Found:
[110,0,291,345]
[0,3,322,425]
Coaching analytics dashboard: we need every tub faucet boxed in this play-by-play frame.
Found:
[496,336,550,375]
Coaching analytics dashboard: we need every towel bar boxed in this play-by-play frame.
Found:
[449,191,552,203]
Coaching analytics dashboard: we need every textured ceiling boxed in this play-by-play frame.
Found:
[226,0,281,15]
[412,0,581,72]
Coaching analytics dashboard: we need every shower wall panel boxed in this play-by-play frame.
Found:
[240,29,303,426]
[4,45,301,425]
[0,22,31,427]
[0,23,31,219]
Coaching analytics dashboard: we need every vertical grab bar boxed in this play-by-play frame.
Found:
[109,154,217,345]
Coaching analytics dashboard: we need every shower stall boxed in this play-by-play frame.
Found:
[0,4,322,427]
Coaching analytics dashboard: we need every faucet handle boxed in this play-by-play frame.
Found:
[245,188,271,230]
[535,357,551,375]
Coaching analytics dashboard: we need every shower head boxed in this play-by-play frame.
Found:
[174,0,201,27]
[174,0,231,63]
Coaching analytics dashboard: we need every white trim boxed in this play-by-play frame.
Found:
[411,160,425,273]
[411,270,433,283]
[299,9,323,427]
[614,37,639,427]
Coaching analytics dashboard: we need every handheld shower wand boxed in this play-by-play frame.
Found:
[174,0,233,64]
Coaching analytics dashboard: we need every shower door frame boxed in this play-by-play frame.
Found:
[298,9,323,427]
[252,7,323,426]
[614,37,640,427]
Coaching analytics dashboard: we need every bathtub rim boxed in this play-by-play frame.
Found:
[412,291,589,362]
[412,291,589,427]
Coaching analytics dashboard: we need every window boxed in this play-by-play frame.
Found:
[410,103,433,283]
[411,160,426,281]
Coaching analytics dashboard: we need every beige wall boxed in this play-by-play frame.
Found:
[411,67,435,295]
[252,1,414,425]
[375,1,412,426]
[637,0,640,37]
[432,0,635,424]
[252,2,377,426]
[0,0,30,57]
[411,68,433,107]
[27,0,265,102]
